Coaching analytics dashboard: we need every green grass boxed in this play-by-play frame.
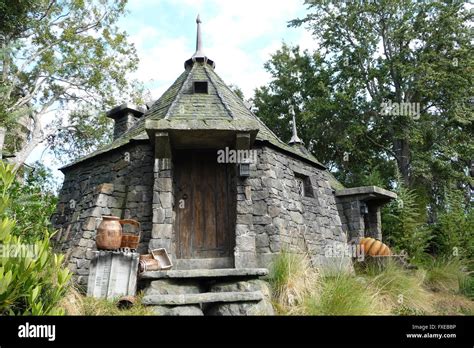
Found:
[360,259,432,314]
[268,250,319,313]
[302,272,379,315]
[424,258,469,293]
[60,287,153,316]
[269,252,474,316]
[80,296,153,316]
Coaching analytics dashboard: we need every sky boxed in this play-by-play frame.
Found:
[28,0,319,185]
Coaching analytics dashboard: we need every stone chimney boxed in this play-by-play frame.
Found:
[106,104,145,140]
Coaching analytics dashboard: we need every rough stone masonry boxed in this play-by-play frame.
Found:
[52,16,396,315]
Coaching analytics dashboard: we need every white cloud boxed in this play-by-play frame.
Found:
[125,0,310,99]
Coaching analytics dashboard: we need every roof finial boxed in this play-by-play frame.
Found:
[185,14,215,69]
[289,106,304,145]
[195,14,203,57]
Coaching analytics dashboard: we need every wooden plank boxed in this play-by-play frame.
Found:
[215,161,227,257]
[203,155,217,257]
[193,154,204,257]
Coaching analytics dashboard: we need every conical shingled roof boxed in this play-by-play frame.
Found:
[61,18,324,170]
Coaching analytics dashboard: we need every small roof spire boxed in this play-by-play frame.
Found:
[289,106,304,145]
[194,14,204,57]
[185,14,215,69]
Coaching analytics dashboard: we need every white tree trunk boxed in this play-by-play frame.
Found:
[0,127,5,160]
[10,114,45,170]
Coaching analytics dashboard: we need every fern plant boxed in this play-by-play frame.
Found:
[382,183,432,263]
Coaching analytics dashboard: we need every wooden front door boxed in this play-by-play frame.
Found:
[174,150,236,268]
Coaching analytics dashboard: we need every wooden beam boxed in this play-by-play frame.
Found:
[235,132,251,150]
[155,132,172,159]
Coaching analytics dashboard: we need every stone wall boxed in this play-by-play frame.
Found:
[52,142,154,286]
[336,197,383,242]
[54,140,354,283]
[234,145,350,269]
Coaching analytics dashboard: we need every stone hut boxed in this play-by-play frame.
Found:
[52,16,395,314]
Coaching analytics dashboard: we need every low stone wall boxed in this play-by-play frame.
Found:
[52,142,154,286]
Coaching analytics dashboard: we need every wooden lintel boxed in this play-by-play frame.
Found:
[155,132,172,159]
[235,132,251,150]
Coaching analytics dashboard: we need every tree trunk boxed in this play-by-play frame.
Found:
[10,116,44,170]
[0,127,5,160]
[394,138,410,185]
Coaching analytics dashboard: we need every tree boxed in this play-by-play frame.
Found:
[254,0,473,209]
[0,0,144,167]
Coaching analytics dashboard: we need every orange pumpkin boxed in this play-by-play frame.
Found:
[360,237,391,256]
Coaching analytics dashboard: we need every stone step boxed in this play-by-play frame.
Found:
[140,268,268,280]
[142,291,263,306]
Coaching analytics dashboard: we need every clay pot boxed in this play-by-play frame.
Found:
[96,216,140,250]
[360,237,392,256]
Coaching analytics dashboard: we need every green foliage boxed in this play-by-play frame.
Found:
[48,108,114,163]
[383,183,432,262]
[431,190,474,259]
[0,162,71,315]
[1,0,146,165]
[3,162,57,242]
[255,0,473,209]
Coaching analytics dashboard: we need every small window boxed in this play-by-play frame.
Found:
[295,173,314,198]
[193,81,208,94]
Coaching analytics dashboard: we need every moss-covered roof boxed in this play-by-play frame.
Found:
[61,62,325,170]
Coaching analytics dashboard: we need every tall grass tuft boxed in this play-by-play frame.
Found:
[303,271,380,315]
[268,250,319,313]
[424,257,469,293]
[363,260,432,314]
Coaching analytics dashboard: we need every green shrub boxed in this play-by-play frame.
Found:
[4,162,57,243]
[382,184,432,263]
[432,190,474,260]
[459,275,474,300]
[0,162,71,315]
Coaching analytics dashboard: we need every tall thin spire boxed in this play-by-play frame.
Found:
[185,14,215,69]
[193,14,204,58]
[289,106,303,145]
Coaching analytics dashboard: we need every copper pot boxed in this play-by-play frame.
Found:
[96,216,140,250]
